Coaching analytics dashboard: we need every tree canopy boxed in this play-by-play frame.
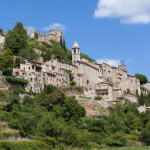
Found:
[135,73,148,85]
[0,28,3,35]
[34,33,39,39]
[4,22,28,54]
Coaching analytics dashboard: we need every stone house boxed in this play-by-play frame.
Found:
[13,59,44,93]
[95,82,113,101]
[42,62,69,87]
[45,59,78,84]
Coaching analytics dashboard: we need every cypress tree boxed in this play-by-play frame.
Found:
[63,39,67,54]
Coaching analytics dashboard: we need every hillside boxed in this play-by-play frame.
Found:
[0,84,150,149]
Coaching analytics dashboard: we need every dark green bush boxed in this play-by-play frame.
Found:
[5,76,28,85]
[140,128,150,145]
[0,90,7,101]
[42,137,57,148]
[23,95,34,106]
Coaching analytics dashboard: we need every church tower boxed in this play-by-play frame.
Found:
[72,41,80,62]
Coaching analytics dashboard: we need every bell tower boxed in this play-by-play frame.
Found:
[72,41,80,62]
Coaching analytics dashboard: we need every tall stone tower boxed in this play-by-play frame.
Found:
[72,41,80,62]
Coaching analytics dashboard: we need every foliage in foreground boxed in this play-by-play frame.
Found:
[1,85,150,149]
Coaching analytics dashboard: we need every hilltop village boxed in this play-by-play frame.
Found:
[0,26,150,103]
[1,23,150,149]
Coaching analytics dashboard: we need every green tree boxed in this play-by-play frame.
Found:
[1,48,14,75]
[15,57,23,68]
[63,39,67,54]
[19,48,39,60]
[140,128,150,145]
[34,33,39,39]
[0,28,3,35]
[4,22,28,54]
[80,53,95,63]
[62,96,86,121]
[135,73,148,85]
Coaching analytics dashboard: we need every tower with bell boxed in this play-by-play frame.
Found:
[72,41,80,62]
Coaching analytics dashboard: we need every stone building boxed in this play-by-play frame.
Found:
[72,41,141,100]
[30,29,63,44]
[13,59,44,93]
[12,40,144,102]
[43,59,77,86]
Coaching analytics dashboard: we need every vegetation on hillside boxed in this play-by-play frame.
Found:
[135,73,148,85]
[4,22,28,54]
[138,92,150,106]
[0,84,150,149]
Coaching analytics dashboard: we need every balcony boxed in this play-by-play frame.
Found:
[95,89,108,94]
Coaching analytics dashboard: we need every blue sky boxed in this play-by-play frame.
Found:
[1,0,150,80]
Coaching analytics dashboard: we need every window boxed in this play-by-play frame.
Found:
[32,66,34,69]
[30,78,33,82]
[28,67,30,70]
[74,49,76,54]
[52,67,55,71]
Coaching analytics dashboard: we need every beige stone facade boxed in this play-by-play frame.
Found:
[13,59,44,93]
[12,40,148,101]
[71,41,141,100]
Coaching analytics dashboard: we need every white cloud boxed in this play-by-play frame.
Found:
[42,23,66,31]
[26,26,36,34]
[93,0,150,24]
[126,58,135,63]
[96,58,121,67]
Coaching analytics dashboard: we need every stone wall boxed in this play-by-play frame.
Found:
[125,95,138,103]
[62,86,84,96]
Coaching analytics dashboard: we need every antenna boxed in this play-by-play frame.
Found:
[120,60,124,65]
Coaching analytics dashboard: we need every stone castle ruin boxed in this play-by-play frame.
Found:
[30,29,63,44]
[0,27,63,45]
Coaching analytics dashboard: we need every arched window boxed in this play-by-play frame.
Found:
[74,49,76,54]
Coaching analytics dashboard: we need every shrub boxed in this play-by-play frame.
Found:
[62,96,86,121]
[44,84,56,94]
[94,95,102,100]
[23,95,34,106]
[6,94,20,103]
[0,90,7,101]
[5,76,28,85]
[90,133,103,144]
[126,134,139,141]
[79,95,91,99]
[140,128,150,145]
[42,137,57,148]
[112,131,127,147]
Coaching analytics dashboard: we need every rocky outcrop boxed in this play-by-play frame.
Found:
[0,72,9,90]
